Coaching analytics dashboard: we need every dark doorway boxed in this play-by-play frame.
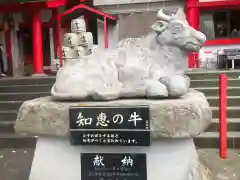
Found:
[42,28,51,67]
[18,26,51,75]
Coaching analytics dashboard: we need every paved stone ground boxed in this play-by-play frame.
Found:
[198,149,240,180]
[0,148,239,180]
[0,148,34,180]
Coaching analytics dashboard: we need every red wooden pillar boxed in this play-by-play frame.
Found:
[32,10,44,74]
[186,0,200,68]
[104,16,108,48]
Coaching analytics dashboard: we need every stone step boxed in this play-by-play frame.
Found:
[0,120,34,148]
[212,106,240,119]
[1,124,239,149]
[0,77,55,86]
[0,132,238,149]
[0,121,15,133]
[206,118,240,132]
[0,106,237,126]
[0,110,18,121]
[0,84,52,93]
[1,131,239,149]
[195,87,240,96]
[186,70,240,80]
[194,131,240,148]
[0,134,238,149]
[0,133,37,148]
[0,92,50,101]
[0,101,23,111]
[4,118,238,135]
[207,96,240,107]
[4,118,238,138]
[190,78,240,88]
[1,117,238,134]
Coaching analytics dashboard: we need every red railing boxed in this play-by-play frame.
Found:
[219,74,228,159]
[193,52,199,68]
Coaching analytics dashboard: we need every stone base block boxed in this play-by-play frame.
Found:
[15,90,212,138]
[29,137,211,180]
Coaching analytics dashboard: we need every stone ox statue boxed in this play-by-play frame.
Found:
[51,8,206,100]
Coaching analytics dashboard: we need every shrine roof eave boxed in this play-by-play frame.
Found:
[0,0,67,12]
[46,0,68,8]
[51,3,116,21]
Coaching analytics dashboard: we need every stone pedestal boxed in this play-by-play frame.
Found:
[29,137,209,180]
[14,89,212,180]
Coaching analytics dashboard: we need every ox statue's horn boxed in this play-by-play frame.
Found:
[157,9,171,21]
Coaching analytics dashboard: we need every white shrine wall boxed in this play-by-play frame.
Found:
[94,0,179,7]
[94,0,184,14]
[95,0,184,48]
[97,20,119,49]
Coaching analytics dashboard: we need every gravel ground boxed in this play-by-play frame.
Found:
[0,148,239,180]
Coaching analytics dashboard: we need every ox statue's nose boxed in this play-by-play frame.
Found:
[197,31,207,43]
[192,29,207,44]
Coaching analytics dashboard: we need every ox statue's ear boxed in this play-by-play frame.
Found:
[151,20,167,33]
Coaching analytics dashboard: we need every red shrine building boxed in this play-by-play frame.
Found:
[0,0,240,76]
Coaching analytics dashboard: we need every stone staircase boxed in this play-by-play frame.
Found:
[0,77,55,148]
[187,70,240,148]
[1,71,240,148]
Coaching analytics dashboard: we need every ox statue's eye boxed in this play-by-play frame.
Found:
[157,21,164,27]
[171,23,183,34]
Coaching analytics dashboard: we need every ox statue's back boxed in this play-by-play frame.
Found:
[51,8,206,100]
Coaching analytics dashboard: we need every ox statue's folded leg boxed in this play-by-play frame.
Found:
[159,74,190,98]
[145,79,169,98]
